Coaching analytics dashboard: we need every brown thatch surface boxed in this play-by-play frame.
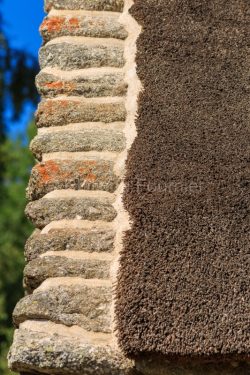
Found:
[116,0,250,358]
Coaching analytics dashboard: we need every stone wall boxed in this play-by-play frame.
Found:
[8,1,140,374]
[7,1,250,374]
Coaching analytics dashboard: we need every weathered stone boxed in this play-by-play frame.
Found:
[27,159,120,201]
[36,98,126,127]
[25,227,115,261]
[39,40,125,70]
[31,129,126,160]
[13,283,112,333]
[40,14,127,42]
[36,70,127,97]
[25,194,116,228]
[45,0,124,12]
[8,323,135,375]
[24,255,111,292]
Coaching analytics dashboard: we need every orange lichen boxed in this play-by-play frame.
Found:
[41,17,79,35]
[85,173,97,183]
[81,161,97,167]
[43,81,76,93]
[78,161,99,182]
[44,81,64,90]
[68,17,80,30]
[34,159,106,188]
[35,161,60,184]
[58,100,71,108]
[79,161,97,172]
[41,17,64,33]
[39,100,57,116]
[64,82,76,92]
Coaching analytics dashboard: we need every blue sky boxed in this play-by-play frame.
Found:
[2,0,44,56]
[2,0,45,136]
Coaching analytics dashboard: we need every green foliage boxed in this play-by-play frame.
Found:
[0,9,39,136]
[0,2,39,373]
[0,0,39,189]
[0,329,14,375]
[0,123,36,374]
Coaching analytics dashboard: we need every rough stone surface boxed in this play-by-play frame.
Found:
[8,0,131,373]
[39,41,125,70]
[13,284,112,332]
[36,70,127,98]
[24,256,111,292]
[117,0,250,358]
[25,228,115,261]
[45,0,125,12]
[27,159,120,201]
[31,130,126,160]
[8,326,135,375]
[36,98,126,127]
[40,14,128,42]
[26,196,116,228]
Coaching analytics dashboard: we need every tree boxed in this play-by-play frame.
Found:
[0,123,36,374]
[0,3,39,373]
[0,1,39,179]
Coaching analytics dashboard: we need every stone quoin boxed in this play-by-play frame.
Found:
[8,1,250,375]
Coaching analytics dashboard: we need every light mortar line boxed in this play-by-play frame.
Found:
[46,35,125,46]
[41,219,114,234]
[110,0,142,351]
[39,66,125,77]
[49,9,123,17]
[43,189,116,200]
[42,151,119,162]
[40,250,114,261]
[41,95,125,104]
[34,277,112,292]
[20,320,111,343]
[38,122,125,134]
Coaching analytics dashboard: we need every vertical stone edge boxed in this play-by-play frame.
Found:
[112,0,142,354]
[7,0,141,374]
